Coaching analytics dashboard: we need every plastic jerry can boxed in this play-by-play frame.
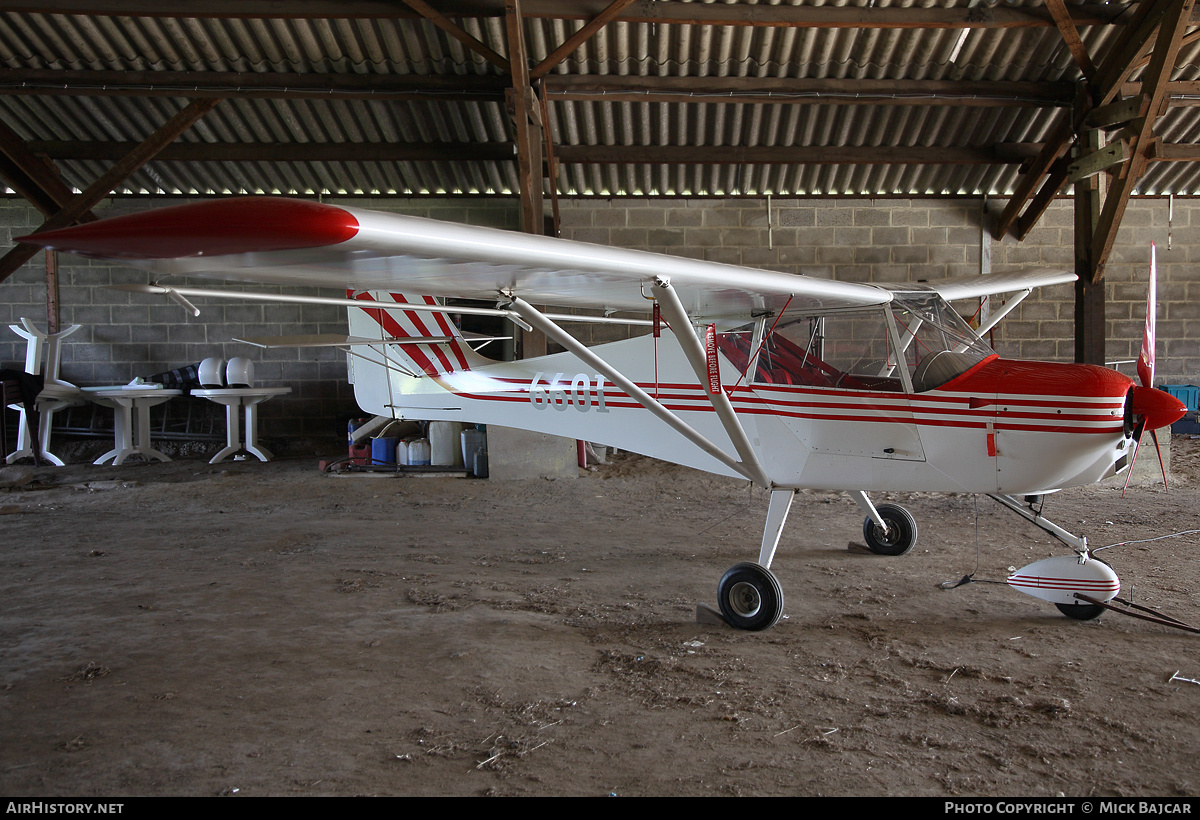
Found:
[371,436,399,465]
[429,421,464,466]
[461,426,487,476]
[407,437,431,466]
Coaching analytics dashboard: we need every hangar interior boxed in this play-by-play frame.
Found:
[7,2,1200,798]
[1,0,1198,445]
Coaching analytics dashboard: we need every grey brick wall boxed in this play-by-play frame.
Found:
[1,195,1195,441]
[558,197,1197,387]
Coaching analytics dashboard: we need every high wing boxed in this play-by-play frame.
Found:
[898,268,1077,302]
[22,196,1074,323]
[23,197,884,324]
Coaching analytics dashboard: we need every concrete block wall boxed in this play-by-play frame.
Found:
[558,196,1198,386]
[1,195,1196,441]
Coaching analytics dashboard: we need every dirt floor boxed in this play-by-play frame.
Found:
[2,436,1200,797]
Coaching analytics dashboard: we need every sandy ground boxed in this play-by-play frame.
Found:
[2,437,1200,797]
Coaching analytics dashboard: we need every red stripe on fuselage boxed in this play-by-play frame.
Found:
[448,356,1131,435]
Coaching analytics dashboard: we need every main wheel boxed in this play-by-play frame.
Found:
[717,562,784,631]
[1055,602,1105,620]
[862,503,918,556]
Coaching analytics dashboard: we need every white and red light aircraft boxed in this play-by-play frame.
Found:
[23,198,1187,630]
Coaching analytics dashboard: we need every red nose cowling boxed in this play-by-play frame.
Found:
[1129,385,1187,432]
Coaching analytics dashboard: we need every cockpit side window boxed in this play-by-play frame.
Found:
[889,294,994,392]
[717,294,992,394]
[719,309,905,392]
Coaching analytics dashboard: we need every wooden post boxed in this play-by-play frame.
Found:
[44,250,59,335]
[1074,130,1106,365]
[506,0,548,358]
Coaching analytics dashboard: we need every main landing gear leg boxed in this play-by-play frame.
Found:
[716,489,793,631]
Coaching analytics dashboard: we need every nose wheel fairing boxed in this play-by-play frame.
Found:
[1006,555,1120,618]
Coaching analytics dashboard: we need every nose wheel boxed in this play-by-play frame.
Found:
[1056,602,1106,620]
[717,562,784,631]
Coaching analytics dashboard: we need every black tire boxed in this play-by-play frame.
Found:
[1055,602,1105,620]
[717,562,784,631]
[862,503,918,556]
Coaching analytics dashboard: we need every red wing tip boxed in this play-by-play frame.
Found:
[19,196,360,260]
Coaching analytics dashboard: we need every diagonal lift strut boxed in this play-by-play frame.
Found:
[506,295,768,487]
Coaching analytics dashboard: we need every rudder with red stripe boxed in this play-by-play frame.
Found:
[347,290,490,376]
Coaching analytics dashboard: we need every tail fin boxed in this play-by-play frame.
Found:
[346,290,492,376]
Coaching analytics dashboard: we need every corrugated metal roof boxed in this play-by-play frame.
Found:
[0,1,1196,198]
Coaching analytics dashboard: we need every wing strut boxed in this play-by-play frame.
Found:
[975,289,1032,337]
[506,296,767,487]
[651,279,770,487]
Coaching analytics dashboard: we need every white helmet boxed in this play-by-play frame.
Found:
[198,357,225,388]
[226,357,255,388]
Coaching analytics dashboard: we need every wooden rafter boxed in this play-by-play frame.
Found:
[544,76,1074,106]
[0,98,220,284]
[0,120,96,221]
[529,0,636,80]
[13,140,1051,165]
[1044,0,1096,78]
[991,111,1076,240]
[539,82,561,235]
[0,68,1076,109]
[1092,0,1176,104]
[1090,0,1196,281]
[398,0,510,71]
[1133,27,1200,68]
[0,1,1131,28]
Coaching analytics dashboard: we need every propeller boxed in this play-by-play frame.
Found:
[1123,243,1187,495]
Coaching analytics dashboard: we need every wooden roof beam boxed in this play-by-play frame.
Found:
[507,0,544,235]
[0,120,97,221]
[1091,0,1196,281]
[0,1,1130,27]
[530,0,636,80]
[1044,0,1097,79]
[15,140,1045,165]
[545,76,1074,106]
[992,110,1076,240]
[398,0,510,71]
[0,68,509,100]
[0,69,1074,108]
[1092,0,1176,105]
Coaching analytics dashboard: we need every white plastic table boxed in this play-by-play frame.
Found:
[84,387,181,465]
[191,387,291,464]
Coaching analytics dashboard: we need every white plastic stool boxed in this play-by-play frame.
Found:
[6,319,83,466]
